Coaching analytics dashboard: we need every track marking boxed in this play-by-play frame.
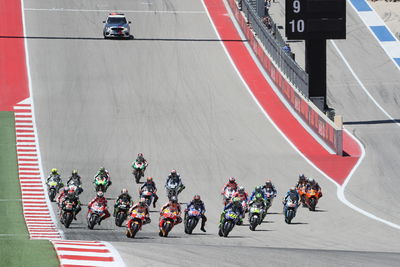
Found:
[24,7,205,14]
[331,40,400,127]
[202,0,400,230]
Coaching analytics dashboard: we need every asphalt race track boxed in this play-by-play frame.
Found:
[23,0,400,265]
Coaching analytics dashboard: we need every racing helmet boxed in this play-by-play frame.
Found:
[193,195,201,202]
[255,193,263,200]
[289,187,296,193]
[238,186,245,193]
[170,196,178,203]
[146,177,153,182]
[139,198,146,206]
[232,197,241,204]
[121,188,128,194]
[265,180,272,186]
[170,169,177,176]
[97,191,104,198]
[228,177,236,183]
[138,153,143,157]
[309,178,315,183]
[255,186,262,192]
[51,168,58,174]
[99,167,106,172]
[299,174,306,180]
[72,169,78,175]
[63,186,69,193]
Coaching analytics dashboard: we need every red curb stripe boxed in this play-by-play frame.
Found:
[14,109,31,113]
[15,120,33,123]
[19,172,40,176]
[18,154,37,158]
[19,167,39,170]
[15,125,33,128]
[15,115,32,118]
[59,255,114,262]
[56,247,110,253]
[16,129,34,133]
[54,242,105,247]
[18,163,39,166]
[17,139,36,143]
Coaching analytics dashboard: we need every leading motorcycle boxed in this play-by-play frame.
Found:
[218,209,239,237]
[126,209,148,238]
[61,199,75,228]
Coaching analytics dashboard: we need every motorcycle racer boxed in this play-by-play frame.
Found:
[114,188,132,216]
[128,198,150,224]
[283,187,300,206]
[220,197,244,225]
[133,153,148,169]
[139,177,159,208]
[47,168,63,186]
[185,195,207,232]
[262,180,277,197]
[296,174,307,188]
[94,167,112,186]
[88,191,110,224]
[165,169,185,194]
[61,189,81,220]
[249,186,266,201]
[220,177,238,194]
[160,196,182,224]
[305,178,322,198]
[57,186,70,207]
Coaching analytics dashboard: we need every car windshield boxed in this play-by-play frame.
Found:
[107,17,127,24]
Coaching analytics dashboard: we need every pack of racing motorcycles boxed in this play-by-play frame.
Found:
[46,153,323,238]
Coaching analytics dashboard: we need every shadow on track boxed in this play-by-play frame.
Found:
[343,119,400,125]
[0,35,247,42]
[288,222,308,225]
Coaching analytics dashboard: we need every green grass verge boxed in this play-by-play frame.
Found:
[0,112,58,267]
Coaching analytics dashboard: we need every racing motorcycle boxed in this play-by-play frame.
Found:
[114,200,130,227]
[248,202,265,231]
[67,180,83,195]
[94,176,109,192]
[159,208,178,237]
[184,206,202,234]
[132,162,146,183]
[87,202,106,229]
[218,209,239,237]
[222,187,236,206]
[165,180,182,200]
[47,178,62,202]
[140,186,155,207]
[126,209,148,238]
[284,198,298,224]
[305,188,320,211]
[61,199,75,228]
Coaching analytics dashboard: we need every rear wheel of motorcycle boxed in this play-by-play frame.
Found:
[64,212,73,228]
[163,222,172,237]
[134,170,141,184]
[88,214,98,229]
[309,198,317,211]
[186,219,195,234]
[249,216,258,231]
[130,223,140,238]
[115,212,125,227]
[49,189,56,202]
[223,221,234,237]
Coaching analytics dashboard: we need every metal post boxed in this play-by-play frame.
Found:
[305,39,327,110]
